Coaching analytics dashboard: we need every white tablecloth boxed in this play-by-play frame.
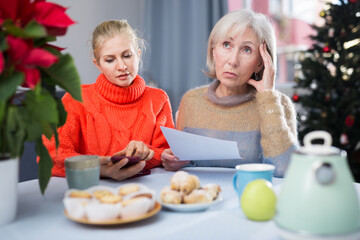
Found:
[1,167,359,240]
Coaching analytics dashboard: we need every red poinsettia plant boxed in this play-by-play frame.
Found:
[0,0,82,193]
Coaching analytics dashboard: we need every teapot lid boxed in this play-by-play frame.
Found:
[299,131,340,155]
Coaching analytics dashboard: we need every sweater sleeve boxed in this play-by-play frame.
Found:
[42,94,83,177]
[256,90,298,177]
[145,92,175,169]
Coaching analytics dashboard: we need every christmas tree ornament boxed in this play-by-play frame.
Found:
[321,112,327,118]
[328,28,335,37]
[340,133,349,145]
[320,11,326,17]
[310,82,318,89]
[325,93,331,101]
[340,29,346,37]
[292,93,299,102]
[342,74,350,81]
[323,46,330,53]
[300,115,307,121]
[345,115,355,127]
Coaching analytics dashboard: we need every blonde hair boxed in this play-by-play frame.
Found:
[205,9,276,79]
[91,20,145,66]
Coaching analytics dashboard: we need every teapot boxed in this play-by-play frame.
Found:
[275,131,360,239]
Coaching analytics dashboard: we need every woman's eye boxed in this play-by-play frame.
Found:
[244,47,252,54]
[223,41,231,48]
[105,58,114,63]
[123,52,133,58]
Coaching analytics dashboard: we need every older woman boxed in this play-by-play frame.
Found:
[161,9,298,177]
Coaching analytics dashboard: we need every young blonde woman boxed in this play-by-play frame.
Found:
[43,20,174,180]
[161,9,298,177]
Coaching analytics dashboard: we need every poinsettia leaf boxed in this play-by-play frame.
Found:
[2,19,24,37]
[0,72,24,101]
[5,106,26,157]
[41,122,55,139]
[56,98,67,127]
[25,89,59,123]
[43,44,61,56]
[0,101,5,127]
[50,123,60,148]
[36,138,53,194]
[0,32,8,51]
[33,36,57,47]
[43,54,82,102]
[23,20,47,38]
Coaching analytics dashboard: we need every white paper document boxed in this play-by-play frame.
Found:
[160,127,242,161]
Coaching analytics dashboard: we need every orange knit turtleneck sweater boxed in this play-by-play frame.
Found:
[42,74,175,177]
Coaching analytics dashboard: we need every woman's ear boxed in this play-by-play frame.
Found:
[255,60,264,73]
[93,58,102,72]
[212,47,216,60]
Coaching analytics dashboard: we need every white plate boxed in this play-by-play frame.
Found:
[160,196,223,212]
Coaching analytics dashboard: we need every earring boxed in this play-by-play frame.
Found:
[254,72,259,81]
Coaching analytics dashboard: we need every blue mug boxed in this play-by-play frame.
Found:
[233,163,275,199]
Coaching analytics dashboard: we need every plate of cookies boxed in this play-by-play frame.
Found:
[63,183,161,225]
[159,171,222,212]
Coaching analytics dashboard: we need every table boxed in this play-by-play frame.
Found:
[1,167,360,240]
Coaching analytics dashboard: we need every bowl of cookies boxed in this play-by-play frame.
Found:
[63,183,161,225]
[159,171,222,212]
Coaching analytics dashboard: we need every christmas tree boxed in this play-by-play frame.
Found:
[293,0,360,181]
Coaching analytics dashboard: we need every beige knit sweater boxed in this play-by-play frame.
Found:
[176,82,298,177]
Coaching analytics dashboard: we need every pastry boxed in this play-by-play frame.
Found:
[183,189,213,204]
[69,190,92,199]
[99,195,122,204]
[93,190,113,200]
[160,186,183,204]
[202,184,222,200]
[120,197,153,219]
[118,184,140,196]
[170,171,200,194]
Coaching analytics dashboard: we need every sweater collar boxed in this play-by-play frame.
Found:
[95,74,146,104]
[206,79,255,107]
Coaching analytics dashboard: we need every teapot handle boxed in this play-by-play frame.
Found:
[304,131,332,148]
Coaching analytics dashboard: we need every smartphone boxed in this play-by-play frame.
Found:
[110,155,142,168]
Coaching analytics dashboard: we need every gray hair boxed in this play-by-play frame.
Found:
[205,9,276,79]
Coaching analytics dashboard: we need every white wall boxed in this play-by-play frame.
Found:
[50,0,146,84]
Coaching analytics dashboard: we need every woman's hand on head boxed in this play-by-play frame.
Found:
[248,42,275,93]
[99,156,146,181]
[161,148,189,171]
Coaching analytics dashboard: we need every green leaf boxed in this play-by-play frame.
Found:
[36,138,53,195]
[41,122,55,140]
[25,90,59,123]
[2,19,23,37]
[5,106,26,157]
[0,101,5,126]
[50,123,60,149]
[56,98,67,127]
[0,32,8,51]
[0,72,24,102]
[23,21,47,38]
[43,54,82,102]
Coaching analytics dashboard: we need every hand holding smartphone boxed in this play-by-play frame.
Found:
[110,155,142,168]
